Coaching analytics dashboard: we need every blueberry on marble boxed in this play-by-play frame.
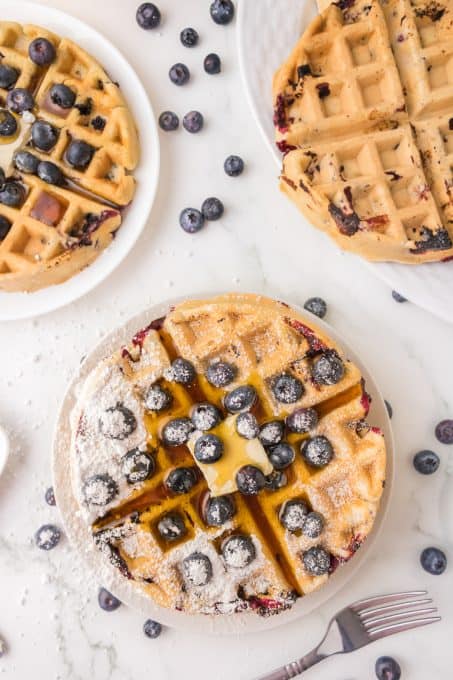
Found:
[143,619,162,638]
[271,373,304,404]
[224,385,256,413]
[204,53,221,74]
[31,120,58,151]
[204,495,235,526]
[210,0,235,25]
[165,467,197,494]
[167,357,195,385]
[194,433,224,463]
[99,403,137,440]
[183,110,204,133]
[413,450,440,475]
[122,448,155,484]
[303,296,327,319]
[179,207,204,233]
[37,161,63,186]
[29,38,56,65]
[236,412,259,439]
[98,587,121,611]
[45,486,56,506]
[259,420,284,446]
[159,111,179,131]
[35,524,61,550]
[157,512,186,541]
[224,154,244,176]
[169,63,190,86]
[50,83,76,109]
[83,473,119,506]
[191,402,222,431]
[182,552,213,586]
[286,407,318,433]
[201,197,224,220]
[301,436,333,467]
[392,290,407,303]
[136,3,161,29]
[0,182,26,208]
[66,140,95,170]
[435,419,453,444]
[375,656,401,680]
[279,500,308,532]
[0,109,17,136]
[180,27,199,47]
[0,64,19,89]
[312,350,344,385]
[144,383,173,412]
[14,150,40,174]
[302,546,330,576]
[162,418,194,446]
[267,442,295,470]
[236,465,266,495]
[206,361,236,387]
[222,535,256,568]
[302,511,324,539]
[420,547,447,575]
[0,216,12,240]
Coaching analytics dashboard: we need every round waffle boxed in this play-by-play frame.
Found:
[68,293,386,617]
[273,0,453,264]
[0,22,138,292]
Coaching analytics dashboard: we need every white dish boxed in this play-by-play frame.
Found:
[52,293,394,635]
[0,425,9,477]
[0,1,160,321]
[237,0,453,325]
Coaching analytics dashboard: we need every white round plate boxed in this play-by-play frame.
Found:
[52,292,394,635]
[237,0,453,325]
[0,1,160,321]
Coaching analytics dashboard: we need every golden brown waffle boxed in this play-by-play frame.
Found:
[0,23,138,292]
[273,0,453,263]
[70,294,386,617]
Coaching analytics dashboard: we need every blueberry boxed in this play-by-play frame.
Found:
[144,384,173,411]
[236,465,266,495]
[435,419,453,444]
[162,418,194,446]
[302,546,330,575]
[157,512,186,541]
[413,449,440,475]
[166,357,195,385]
[301,435,334,467]
[304,296,327,319]
[279,500,308,532]
[169,63,190,86]
[0,168,4,186]
[375,656,401,680]
[286,407,318,433]
[143,619,162,638]
[0,216,11,240]
[50,83,76,109]
[201,197,224,220]
[0,109,17,136]
[165,467,197,494]
[182,552,213,586]
[98,587,121,611]
[91,116,106,131]
[210,0,235,25]
[206,361,236,387]
[222,535,256,568]
[136,3,161,29]
[204,53,221,75]
[392,290,407,303]
[224,385,256,413]
[224,154,244,176]
[204,495,235,526]
[182,110,204,134]
[191,402,222,431]
[271,373,304,404]
[180,27,199,47]
[420,546,447,575]
[31,120,58,151]
[312,350,345,385]
[29,38,56,65]
[302,511,324,538]
[265,470,288,490]
[99,403,137,440]
[385,400,393,419]
[236,412,259,439]
[179,207,204,233]
[83,473,118,506]
[37,161,63,186]
[0,64,19,89]
[122,448,155,484]
[45,486,56,506]
[0,182,25,208]
[14,150,40,174]
[66,140,95,170]
[259,420,284,446]
[194,433,224,463]
[159,111,179,131]
[35,524,61,550]
[267,442,295,470]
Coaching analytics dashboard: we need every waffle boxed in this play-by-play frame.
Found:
[273,0,453,264]
[69,294,386,617]
[0,23,139,292]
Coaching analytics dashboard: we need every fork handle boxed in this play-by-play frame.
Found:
[253,649,324,679]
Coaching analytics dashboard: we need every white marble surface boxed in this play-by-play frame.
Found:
[0,1,452,678]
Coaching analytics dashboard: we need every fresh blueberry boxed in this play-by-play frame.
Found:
[259,420,284,446]
[304,296,327,319]
[224,154,244,176]
[191,402,222,431]
[180,27,199,47]
[35,524,61,550]
[312,350,345,385]
[302,511,324,538]
[392,290,407,303]
[143,619,162,638]
[265,470,288,490]
[37,161,63,186]
[29,38,56,65]
[169,63,190,86]
[0,182,26,208]
[210,0,235,25]
[224,385,256,413]
[194,433,224,463]
[98,587,121,611]
[159,111,179,131]
[14,150,40,174]
[183,110,204,133]
[420,547,447,575]
[236,465,266,495]
[83,473,119,506]
[286,407,318,433]
[45,486,56,506]
[165,467,197,494]
[267,442,295,470]
[144,383,173,412]
[31,120,58,151]
[204,495,235,526]
[271,373,304,404]
[162,418,194,446]
[375,656,401,680]
[0,216,12,240]
[99,403,137,440]
[0,109,17,136]
[301,435,334,467]
[0,64,19,89]
[204,53,221,75]
[206,361,236,387]
[302,546,330,575]
[201,197,224,220]
[182,552,213,586]
[413,449,440,475]
[236,412,259,439]
[122,448,155,484]
[66,140,95,170]
[166,357,196,385]
[157,512,186,541]
[385,400,393,419]
[136,3,161,29]
[435,419,453,444]
[50,83,76,109]
[279,500,308,532]
[179,207,204,233]
[222,534,256,568]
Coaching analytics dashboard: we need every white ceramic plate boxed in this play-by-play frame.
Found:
[0,1,160,321]
[237,0,453,325]
[52,293,394,635]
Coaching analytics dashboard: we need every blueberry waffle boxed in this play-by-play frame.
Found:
[70,294,386,616]
[273,0,453,264]
[0,23,138,292]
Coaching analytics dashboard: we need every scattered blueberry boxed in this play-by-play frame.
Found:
[392,290,407,303]
[136,3,161,29]
[222,534,256,568]
[65,140,95,170]
[204,495,235,526]
[413,449,440,475]
[99,403,137,440]
[265,470,288,490]
[420,546,447,575]
[0,182,26,208]
[98,587,121,611]
[375,656,401,680]
[279,500,308,532]
[224,154,244,176]
[162,417,194,446]
[165,467,197,494]
[179,207,204,233]
[204,52,221,75]
[0,216,12,240]
[191,402,222,431]
[210,0,235,25]
[37,161,63,186]
[159,110,179,131]
[0,64,19,89]
[271,373,304,404]
[286,407,318,433]
[180,27,199,47]
[259,420,284,446]
[169,63,190,86]
[236,465,266,495]
[267,442,295,470]
[166,357,195,385]
[435,419,453,444]
[194,433,224,463]
[50,83,76,109]
[0,109,17,137]
[236,412,259,439]
[301,435,333,467]
[31,120,58,151]
[206,360,236,387]
[122,448,155,484]
[183,110,204,133]
[224,385,256,413]
[182,552,213,586]
[302,546,330,575]
[83,473,119,505]
[312,350,345,385]
[385,400,393,419]
[304,297,327,319]
[35,524,61,550]
[201,197,224,220]
[14,150,39,174]
[144,383,173,411]
[45,486,56,506]
[29,38,56,66]
[143,619,162,638]
[302,511,324,538]
[157,512,186,541]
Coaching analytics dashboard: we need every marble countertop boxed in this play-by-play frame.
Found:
[0,1,452,678]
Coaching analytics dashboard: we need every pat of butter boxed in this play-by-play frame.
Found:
[0,111,34,176]
[188,414,273,496]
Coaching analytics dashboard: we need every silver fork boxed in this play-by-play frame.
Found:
[254,591,440,679]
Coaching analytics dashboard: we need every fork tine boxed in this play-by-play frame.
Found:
[368,616,441,641]
[359,598,432,621]
[365,607,438,630]
[351,590,427,613]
